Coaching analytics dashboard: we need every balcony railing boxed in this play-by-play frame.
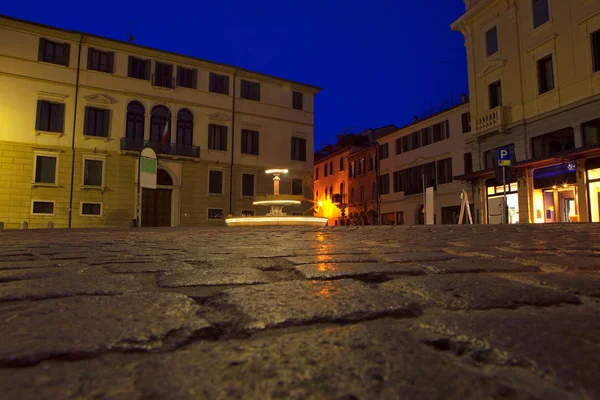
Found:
[120,138,200,158]
[152,74,175,89]
[474,106,508,135]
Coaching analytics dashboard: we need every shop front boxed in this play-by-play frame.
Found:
[587,157,600,223]
[531,162,579,223]
[486,178,519,224]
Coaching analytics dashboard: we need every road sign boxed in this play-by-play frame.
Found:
[498,148,511,167]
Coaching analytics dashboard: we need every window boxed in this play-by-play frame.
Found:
[349,162,355,178]
[153,62,174,88]
[532,0,550,29]
[340,157,345,171]
[177,66,197,89]
[330,161,334,175]
[359,158,365,175]
[324,164,328,177]
[128,56,150,80]
[537,55,554,94]
[293,91,303,110]
[291,137,306,161]
[593,30,600,73]
[461,112,471,133]
[35,100,65,133]
[489,80,502,109]
[32,201,55,215]
[241,80,260,101]
[241,210,255,216]
[315,167,319,180]
[176,109,194,147]
[396,211,404,225]
[38,38,69,66]
[356,159,362,175]
[582,118,600,146]
[241,129,259,155]
[208,124,228,151]
[395,138,402,155]
[87,48,113,73]
[484,144,516,169]
[421,128,431,147]
[81,202,102,216]
[531,128,575,159]
[372,182,377,201]
[340,182,345,202]
[381,213,395,225]
[242,174,255,196]
[350,188,355,204]
[360,186,364,203]
[393,171,403,193]
[150,106,170,144]
[83,159,104,186]
[208,170,223,194]
[34,154,57,184]
[379,173,390,195]
[126,101,145,141]
[440,121,450,140]
[486,26,499,57]
[379,143,389,160]
[292,178,303,195]
[369,155,374,172]
[464,153,473,174]
[208,208,224,219]
[84,106,110,137]
[437,158,453,185]
[209,73,229,95]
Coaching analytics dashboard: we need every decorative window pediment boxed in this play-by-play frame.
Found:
[37,91,68,103]
[477,60,507,78]
[208,112,231,122]
[84,94,116,105]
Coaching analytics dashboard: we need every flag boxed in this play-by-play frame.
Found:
[161,112,170,145]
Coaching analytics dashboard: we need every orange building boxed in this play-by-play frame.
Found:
[313,147,352,226]
[348,146,378,225]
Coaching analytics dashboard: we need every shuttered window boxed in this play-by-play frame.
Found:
[35,100,65,133]
[38,38,70,66]
[177,66,197,89]
[84,107,110,137]
[35,155,57,184]
[209,73,229,95]
[87,48,114,73]
[241,80,261,101]
[292,91,303,110]
[208,124,228,151]
[291,137,306,161]
[208,170,223,194]
[241,130,259,155]
[128,56,150,80]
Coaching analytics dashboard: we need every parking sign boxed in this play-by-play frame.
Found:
[498,148,511,167]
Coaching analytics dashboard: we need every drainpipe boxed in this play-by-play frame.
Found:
[373,130,381,224]
[228,70,238,215]
[68,34,84,228]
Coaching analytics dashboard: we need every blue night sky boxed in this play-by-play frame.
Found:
[1,0,468,149]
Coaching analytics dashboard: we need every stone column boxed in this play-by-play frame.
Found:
[518,170,531,224]
[273,174,280,196]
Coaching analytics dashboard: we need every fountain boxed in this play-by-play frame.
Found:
[225,169,328,227]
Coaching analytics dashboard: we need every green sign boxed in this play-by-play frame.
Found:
[141,157,157,174]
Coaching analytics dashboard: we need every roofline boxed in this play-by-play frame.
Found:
[314,146,357,163]
[0,14,323,93]
[450,0,496,31]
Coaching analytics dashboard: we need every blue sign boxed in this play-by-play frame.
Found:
[498,148,511,167]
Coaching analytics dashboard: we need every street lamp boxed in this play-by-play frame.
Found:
[332,193,348,225]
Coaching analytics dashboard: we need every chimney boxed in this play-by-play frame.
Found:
[461,94,468,103]
[413,116,419,123]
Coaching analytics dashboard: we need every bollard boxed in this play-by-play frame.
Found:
[21,221,28,229]
[47,221,54,228]
[0,222,4,231]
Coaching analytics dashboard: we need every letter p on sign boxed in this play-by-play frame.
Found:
[497,148,511,167]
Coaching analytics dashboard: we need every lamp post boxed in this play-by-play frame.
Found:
[333,193,348,226]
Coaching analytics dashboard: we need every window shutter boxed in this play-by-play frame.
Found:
[208,125,213,149]
[222,126,228,151]
[191,69,198,89]
[223,76,230,95]
[241,131,247,153]
[300,139,306,161]
[62,43,71,66]
[57,103,66,133]
[176,66,182,87]
[35,100,43,130]
[38,38,46,61]
[256,83,261,102]
[103,109,111,137]
[87,48,93,69]
[128,57,133,77]
[107,52,114,74]
[83,106,90,135]
[145,59,151,80]
[253,131,259,155]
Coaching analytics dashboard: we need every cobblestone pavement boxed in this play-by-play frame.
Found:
[0,224,599,399]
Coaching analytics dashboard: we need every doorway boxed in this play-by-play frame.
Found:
[141,169,174,227]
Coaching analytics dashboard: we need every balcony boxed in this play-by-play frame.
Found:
[120,138,200,158]
[474,106,509,136]
[152,74,175,89]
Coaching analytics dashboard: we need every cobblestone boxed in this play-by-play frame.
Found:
[0,224,598,399]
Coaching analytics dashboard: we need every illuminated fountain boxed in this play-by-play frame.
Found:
[225,169,328,227]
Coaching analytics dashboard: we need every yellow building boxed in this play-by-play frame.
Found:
[379,100,473,225]
[452,0,600,224]
[0,15,321,229]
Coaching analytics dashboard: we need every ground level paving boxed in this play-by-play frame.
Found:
[0,224,598,399]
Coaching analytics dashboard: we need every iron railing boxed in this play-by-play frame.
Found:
[120,138,200,158]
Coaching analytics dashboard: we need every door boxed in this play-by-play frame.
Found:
[142,188,172,227]
[488,196,504,224]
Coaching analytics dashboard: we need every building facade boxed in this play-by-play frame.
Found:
[347,145,378,225]
[378,101,472,225]
[0,16,320,229]
[452,0,600,224]
[313,147,352,225]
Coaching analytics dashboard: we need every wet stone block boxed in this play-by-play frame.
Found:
[157,268,270,288]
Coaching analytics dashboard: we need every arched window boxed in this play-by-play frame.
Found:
[360,185,364,203]
[340,157,345,171]
[339,182,345,203]
[350,187,355,204]
[157,169,174,186]
[150,105,170,144]
[176,109,194,147]
[329,161,334,175]
[126,101,145,141]
[372,182,377,201]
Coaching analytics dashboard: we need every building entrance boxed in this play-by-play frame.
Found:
[532,163,578,223]
[486,179,519,224]
[141,169,174,227]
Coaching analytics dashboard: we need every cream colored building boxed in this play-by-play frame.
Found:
[452,0,600,224]
[0,16,320,229]
[378,101,472,225]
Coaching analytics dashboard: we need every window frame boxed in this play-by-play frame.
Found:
[207,208,224,220]
[31,200,56,216]
[340,157,345,172]
[461,112,471,133]
[38,38,70,66]
[291,178,303,196]
[379,143,389,160]
[208,124,228,151]
[176,66,197,89]
[489,80,503,109]
[35,100,65,133]
[379,173,390,195]
[241,173,256,197]
[33,151,59,185]
[80,202,103,217]
[537,54,555,95]
[292,91,303,110]
[532,0,551,29]
[485,26,499,57]
[84,106,110,138]
[128,56,150,80]
[208,169,224,195]
[82,155,106,188]
[241,129,259,155]
[209,73,229,95]
[593,30,600,73]
[240,80,261,101]
[87,47,113,73]
[437,158,453,185]
[291,137,307,162]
